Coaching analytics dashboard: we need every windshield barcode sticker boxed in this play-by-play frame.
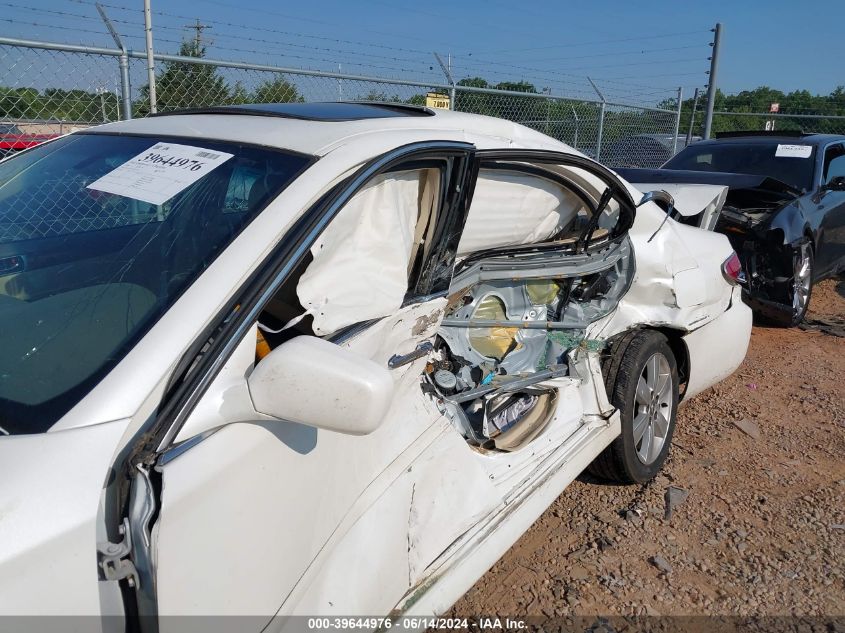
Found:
[775,144,812,159]
[86,142,234,205]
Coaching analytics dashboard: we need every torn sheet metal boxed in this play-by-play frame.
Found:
[296,170,424,336]
[633,182,728,231]
[457,169,586,256]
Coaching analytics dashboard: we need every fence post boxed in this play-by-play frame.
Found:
[587,77,607,161]
[96,4,132,120]
[596,101,606,161]
[672,86,683,154]
[143,0,157,113]
[686,87,700,146]
[118,52,132,119]
[703,22,722,139]
[433,52,456,111]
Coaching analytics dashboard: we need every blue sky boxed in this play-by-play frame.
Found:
[4,0,844,105]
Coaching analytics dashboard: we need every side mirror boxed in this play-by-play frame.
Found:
[821,175,845,193]
[247,335,394,435]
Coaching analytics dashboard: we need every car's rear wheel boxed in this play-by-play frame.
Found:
[589,330,678,484]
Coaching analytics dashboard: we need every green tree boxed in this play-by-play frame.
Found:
[252,77,302,103]
[405,93,427,106]
[136,40,231,115]
[357,90,401,102]
[491,80,543,123]
[454,77,496,116]
[229,81,250,105]
[0,87,42,119]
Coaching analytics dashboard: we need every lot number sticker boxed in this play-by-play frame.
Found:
[87,142,234,205]
[775,144,813,159]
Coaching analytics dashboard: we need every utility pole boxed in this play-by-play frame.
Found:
[143,0,156,113]
[703,22,722,139]
[185,18,212,53]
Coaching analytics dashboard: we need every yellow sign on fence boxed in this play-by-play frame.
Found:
[426,92,451,110]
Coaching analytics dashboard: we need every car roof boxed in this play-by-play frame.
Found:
[694,132,845,147]
[87,102,573,157]
[154,101,436,122]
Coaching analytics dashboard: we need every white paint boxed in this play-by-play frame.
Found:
[248,335,394,435]
[154,300,476,618]
[173,323,271,443]
[396,415,621,621]
[86,141,233,205]
[683,286,752,399]
[775,144,813,158]
[673,267,707,307]
[277,430,502,620]
[0,419,128,616]
[632,182,728,230]
[89,108,578,158]
[0,109,755,623]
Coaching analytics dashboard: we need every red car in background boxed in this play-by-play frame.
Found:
[0,123,57,159]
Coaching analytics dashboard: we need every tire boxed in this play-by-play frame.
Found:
[768,241,813,327]
[588,330,679,484]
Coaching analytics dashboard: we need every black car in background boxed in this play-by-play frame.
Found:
[618,131,845,326]
[604,133,702,168]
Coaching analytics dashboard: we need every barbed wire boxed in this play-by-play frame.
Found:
[526,44,707,64]
[60,0,710,93]
[0,0,713,107]
[469,29,712,56]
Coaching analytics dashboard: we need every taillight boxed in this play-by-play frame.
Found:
[721,251,743,285]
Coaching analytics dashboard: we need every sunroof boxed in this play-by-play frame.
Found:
[156,102,435,121]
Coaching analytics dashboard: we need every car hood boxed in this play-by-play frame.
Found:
[616,168,802,200]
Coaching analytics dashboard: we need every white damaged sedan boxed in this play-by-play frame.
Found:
[0,103,750,627]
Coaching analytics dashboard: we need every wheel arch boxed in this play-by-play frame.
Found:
[601,325,690,400]
[651,326,691,400]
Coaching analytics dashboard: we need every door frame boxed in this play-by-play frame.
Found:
[100,140,477,631]
[473,148,638,239]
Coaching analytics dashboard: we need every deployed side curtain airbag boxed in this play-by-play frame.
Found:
[457,170,584,256]
[296,171,421,336]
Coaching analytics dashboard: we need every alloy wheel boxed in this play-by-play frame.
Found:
[632,353,673,465]
[792,242,812,318]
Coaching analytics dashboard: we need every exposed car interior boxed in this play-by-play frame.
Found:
[255,159,634,453]
[429,164,632,451]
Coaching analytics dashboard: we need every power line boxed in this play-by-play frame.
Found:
[0,0,712,104]
[470,30,711,56]
[526,44,708,64]
[66,0,448,60]
[58,0,708,93]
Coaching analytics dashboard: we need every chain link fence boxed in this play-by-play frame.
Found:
[0,37,682,169]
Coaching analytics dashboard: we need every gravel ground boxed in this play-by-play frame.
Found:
[450,279,845,619]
